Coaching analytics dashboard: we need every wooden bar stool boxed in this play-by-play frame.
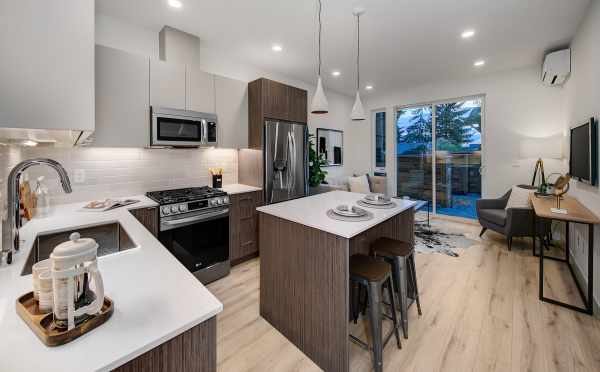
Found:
[349,254,401,372]
[371,237,422,339]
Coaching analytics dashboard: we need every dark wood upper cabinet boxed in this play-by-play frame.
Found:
[288,86,308,123]
[248,78,308,149]
[262,79,290,120]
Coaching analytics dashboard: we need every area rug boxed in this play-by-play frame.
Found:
[414,224,478,257]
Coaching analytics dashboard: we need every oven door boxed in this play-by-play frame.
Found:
[158,208,229,275]
[152,113,203,147]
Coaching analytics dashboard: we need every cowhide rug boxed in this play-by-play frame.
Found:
[414,223,478,257]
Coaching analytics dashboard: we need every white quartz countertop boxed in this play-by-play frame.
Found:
[0,196,223,372]
[220,183,262,195]
[256,191,416,238]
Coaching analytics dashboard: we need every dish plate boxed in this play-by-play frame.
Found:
[361,197,393,206]
[333,205,368,217]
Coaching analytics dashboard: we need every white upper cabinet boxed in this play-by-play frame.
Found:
[0,0,94,131]
[186,68,216,113]
[93,45,150,148]
[150,59,186,110]
[89,47,249,148]
[215,75,248,149]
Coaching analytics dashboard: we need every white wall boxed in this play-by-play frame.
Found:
[94,13,368,180]
[564,0,600,306]
[365,66,568,198]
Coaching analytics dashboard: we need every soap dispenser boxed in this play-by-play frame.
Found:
[35,176,50,218]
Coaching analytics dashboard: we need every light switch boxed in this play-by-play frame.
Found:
[73,169,86,183]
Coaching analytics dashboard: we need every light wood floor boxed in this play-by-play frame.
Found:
[207,218,600,372]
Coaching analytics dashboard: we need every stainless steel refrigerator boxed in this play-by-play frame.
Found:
[264,120,309,204]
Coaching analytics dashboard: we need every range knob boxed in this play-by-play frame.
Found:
[210,199,218,206]
[170,205,178,213]
[179,204,187,212]
[161,206,170,215]
[223,196,230,204]
[216,198,223,205]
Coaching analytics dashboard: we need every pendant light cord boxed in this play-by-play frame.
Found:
[356,13,360,91]
[318,0,322,77]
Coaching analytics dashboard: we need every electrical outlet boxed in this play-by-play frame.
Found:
[73,169,86,184]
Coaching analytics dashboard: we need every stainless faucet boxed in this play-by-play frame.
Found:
[1,158,72,265]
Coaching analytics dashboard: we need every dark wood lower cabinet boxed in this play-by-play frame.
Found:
[259,208,414,372]
[130,207,159,237]
[229,191,263,265]
[112,316,216,372]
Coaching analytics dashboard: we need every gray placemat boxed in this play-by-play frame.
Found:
[357,200,397,209]
[326,209,374,222]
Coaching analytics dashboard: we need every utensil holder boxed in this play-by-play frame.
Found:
[212,174,223,188]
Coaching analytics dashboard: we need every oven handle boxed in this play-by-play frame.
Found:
[160,208,229,231]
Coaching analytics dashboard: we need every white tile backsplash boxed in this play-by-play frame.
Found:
[5,146,238,205]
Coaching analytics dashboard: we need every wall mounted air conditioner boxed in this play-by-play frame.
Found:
[541,49,571,86]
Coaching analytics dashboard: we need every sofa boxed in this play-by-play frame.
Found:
[310,175,388,195]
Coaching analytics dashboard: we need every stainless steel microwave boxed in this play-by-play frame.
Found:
[151,107,217,147]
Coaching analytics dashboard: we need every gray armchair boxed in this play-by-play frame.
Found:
[477,188,550,250]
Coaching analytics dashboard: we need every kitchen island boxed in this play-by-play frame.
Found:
[257,191,415,372]
[0,196,222,372]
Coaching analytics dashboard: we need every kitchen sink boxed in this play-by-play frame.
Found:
[20,222,137,276]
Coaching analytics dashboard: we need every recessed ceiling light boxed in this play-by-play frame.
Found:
[365,85,373,90]
[272,44,283,52]
[331,70,341,77]
[473,60,485,67]
[168,0,182,8]
[461,29,475,39]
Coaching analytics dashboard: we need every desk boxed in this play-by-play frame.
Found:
[531,195,600,315]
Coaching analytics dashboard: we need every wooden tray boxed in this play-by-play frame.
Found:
[16,292,114,347]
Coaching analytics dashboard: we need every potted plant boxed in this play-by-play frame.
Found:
[308,134,328,194]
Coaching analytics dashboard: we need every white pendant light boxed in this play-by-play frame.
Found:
[312,76,328,114]
[351,9,366,121]
[351,91,365,120]
[311,0,329,114]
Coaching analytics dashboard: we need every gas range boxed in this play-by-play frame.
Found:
[147,186,231,284]
[146,186,230,218]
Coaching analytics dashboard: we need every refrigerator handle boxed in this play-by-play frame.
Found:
[271,123,280,204]
[287,131,296,194]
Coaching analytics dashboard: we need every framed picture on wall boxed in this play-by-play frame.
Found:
[316,128,343,167]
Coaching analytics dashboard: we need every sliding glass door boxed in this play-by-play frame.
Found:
[396,97,483,219]
[397,106,434,205]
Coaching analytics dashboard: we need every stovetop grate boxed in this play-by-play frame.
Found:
[146,186,226,205]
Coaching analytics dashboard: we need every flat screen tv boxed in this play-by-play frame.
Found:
[569,117,598,185]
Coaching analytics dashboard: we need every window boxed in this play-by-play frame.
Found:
[374,111,386,172]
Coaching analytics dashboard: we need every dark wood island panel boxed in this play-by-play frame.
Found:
[112,316,217,372]
[259,207,414,372]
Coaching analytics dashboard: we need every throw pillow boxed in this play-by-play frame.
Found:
[505,185,534,209]
[348,175,371,194]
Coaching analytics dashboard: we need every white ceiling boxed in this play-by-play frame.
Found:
[96,0,590,98]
